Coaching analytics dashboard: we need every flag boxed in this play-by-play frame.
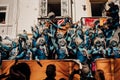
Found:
[99,17,107,26]
[57,19,65,26]
[82,17,99,28]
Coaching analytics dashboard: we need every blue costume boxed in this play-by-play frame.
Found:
[57,38,68,59]
[107,47,120,58]
[107,2,119,29]
[31,26,40,47]
[102,28,114,47]
[76,47,88,63]
[72,37,88,63]
[107,40,120,58]
[91,39,106,61]
[32,47,46,60]
[85,29,95,49]
[0,42,10,59]
[76,28,84,41]
[32,37,47,60]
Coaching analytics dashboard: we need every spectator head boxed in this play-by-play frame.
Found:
[108,2,114,7]
[48,12,56,20]
[46,64,56,78]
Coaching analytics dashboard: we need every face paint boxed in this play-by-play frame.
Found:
[98,33,104,38]
[85,30,89,36]
[58,39,66,46]
[43,28,48,35]
[69,30,74,35]
[89,32,94,39]
[77,29,82,35]
[65,17,69,23]
[79,42,85,48]
[56,33,63,39]
[111,40,118,47]
[40,39,45,45]
[95,41,101,47]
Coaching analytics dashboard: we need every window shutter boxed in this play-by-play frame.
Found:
[61,0,69,16]
[39,0,47,17]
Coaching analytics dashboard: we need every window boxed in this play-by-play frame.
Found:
[0,6,7,24]
[48,0,61,16]
[90,0,108,16]
[39,0,71,17]
[91,3,106,16]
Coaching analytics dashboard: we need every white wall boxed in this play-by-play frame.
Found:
[72,0,92,22]
[17,0,39,34]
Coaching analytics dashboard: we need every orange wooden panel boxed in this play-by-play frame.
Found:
[114,59,120,80]
[95,58,120,80]
[95,58,114,80]
[1,60,80,80]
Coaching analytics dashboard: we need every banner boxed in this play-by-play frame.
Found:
[0,60,80,80]
[81,17,99,28]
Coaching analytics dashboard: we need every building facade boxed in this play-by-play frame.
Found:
[0,0,119,38]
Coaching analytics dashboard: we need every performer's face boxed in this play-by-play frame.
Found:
[39,38,45,45]
[59,40,66,46]
[111,40,118,47]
